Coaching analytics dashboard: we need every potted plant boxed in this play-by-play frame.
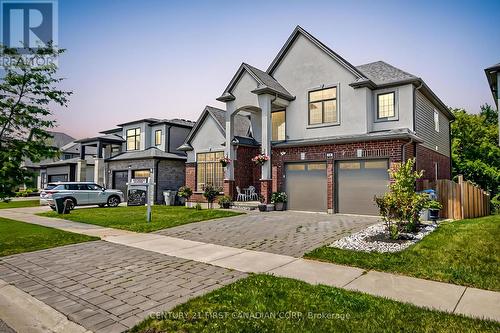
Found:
[219,156,231,168]
[218,195,232,209]
[177,186,193,206]
[252,153,270,166]
[271,192,287,211]
[258,194,267,212]
[203,185,220,209]
[427,200,442,222]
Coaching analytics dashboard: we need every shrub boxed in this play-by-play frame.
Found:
[427,200,442,210]
[374,158,429,239]
[217,195,232,208]
[178,186,193,200]
[271,192,288,204]
[492,193,500,214]
[194,202,202,210]
[203,185,221,208]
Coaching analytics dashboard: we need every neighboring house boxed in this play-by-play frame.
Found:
[484,63,500,143]
[23,131,76,190]
[74,118,194,203]
[180,26,454,215]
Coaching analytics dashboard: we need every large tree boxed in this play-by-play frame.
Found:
[450,104,500,207]
[0,46,71,200]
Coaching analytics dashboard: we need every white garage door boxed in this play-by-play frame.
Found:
[285,162,327,212]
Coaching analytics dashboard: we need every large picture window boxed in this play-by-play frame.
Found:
[196,151,224,191]
[126,128,141,150]
[272,111,286,141]
[308,87,338,125]
[377,92,395,119]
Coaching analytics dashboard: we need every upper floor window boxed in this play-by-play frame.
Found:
[434,109,440,132]
[272,111,286,141]
[308,87,338,125]
[126,128,140,150]
[155,130,162,147]
[196,151,224,191]
[377,92,395,119]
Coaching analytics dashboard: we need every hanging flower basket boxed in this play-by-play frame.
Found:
[252,153,270,165]
[219,156,231,167]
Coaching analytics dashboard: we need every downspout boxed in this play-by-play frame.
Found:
[401,138,414,163]
[412,81,424,170]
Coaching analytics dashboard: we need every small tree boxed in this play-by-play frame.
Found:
[0,46,71,200]
[177,186,193,201]
[375,159,429,239]
[203,185,220,209]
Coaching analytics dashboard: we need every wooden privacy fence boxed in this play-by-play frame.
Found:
[422,175,490,220]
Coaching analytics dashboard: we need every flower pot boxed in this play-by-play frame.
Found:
[258,204,267,212]
[221,202,230,209]
[275,202,285,211]
[429,208,440,221]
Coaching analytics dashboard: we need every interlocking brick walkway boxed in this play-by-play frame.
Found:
[0,241,246,333]
[156,211,379,257]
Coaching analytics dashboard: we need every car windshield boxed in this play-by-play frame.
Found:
[44,184,57,190]
[51,185,65,190]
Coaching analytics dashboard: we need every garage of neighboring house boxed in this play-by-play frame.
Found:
[335,159,389,215]
[112,170,129,199]
[285,162,328,213]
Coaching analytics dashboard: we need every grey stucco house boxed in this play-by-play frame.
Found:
[180,26,454,215]
[72,118,194,203]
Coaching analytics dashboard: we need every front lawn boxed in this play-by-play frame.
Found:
[131,274,499,333]
[0,199,40,209]
[0,217,98,257]
[38,206,243,233]
[305,215,500,291]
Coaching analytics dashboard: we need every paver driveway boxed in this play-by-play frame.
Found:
[0,241,246,333]
[156,211,380,257]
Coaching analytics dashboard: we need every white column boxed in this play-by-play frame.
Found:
[258,94,273,179]
[94,158,105,186]
[225,108,236,180]
[76,160,87,182]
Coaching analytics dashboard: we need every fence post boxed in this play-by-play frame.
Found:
[458,175,464,220]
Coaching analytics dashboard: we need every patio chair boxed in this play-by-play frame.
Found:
[247,186,259,201]
[236,186,247,201]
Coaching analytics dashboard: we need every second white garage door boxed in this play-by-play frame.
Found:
[285,162,327,212]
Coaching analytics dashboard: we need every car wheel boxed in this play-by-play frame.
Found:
[50,206,56,211]
[107,196,120,207]
[64,198,75,211]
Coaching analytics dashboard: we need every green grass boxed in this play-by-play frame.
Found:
[131,274,499,333]
[0,199,40,209]
[305,215,500,291]
[0,217,98,257]
[38,205,243,233]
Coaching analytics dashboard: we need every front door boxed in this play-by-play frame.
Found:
[113,171,129,200]
[285,162,327,212]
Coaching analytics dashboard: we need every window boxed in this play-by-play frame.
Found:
[272,111,286,141]
[88,184,104,191]
[111,145,121,154]
[155,130,162,146]
[308,87,337,125]
[126,128,141,150]
[196,151,224,191]
[377,92,395,119]
[133,170,150,179]
[434,109,440,132]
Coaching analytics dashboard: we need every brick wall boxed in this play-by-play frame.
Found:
[415,145,451,189]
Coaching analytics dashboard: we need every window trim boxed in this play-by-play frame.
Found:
[307,84,340,127]
[433,109,440,132]
[271,109,286,142]
[126,127,141,151]
[154,129,162,147]
[195,151,225,192]
[376,91,398,122]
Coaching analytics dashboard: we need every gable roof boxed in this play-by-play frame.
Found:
[267,25,366,79]
[217,63,294,102]
[46,131,75,148]
[178,106,252,151]
[356,61,418,86]
[106,147,186,161]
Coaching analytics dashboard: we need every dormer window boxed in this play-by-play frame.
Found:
[308,86,338,125]
[126,128,141,151]
[155,130,162,147]
[377,92,395,119]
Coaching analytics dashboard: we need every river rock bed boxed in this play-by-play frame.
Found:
[330,222,438,253]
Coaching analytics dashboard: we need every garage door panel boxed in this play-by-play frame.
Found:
[336,159,388,215]
[113,171,128,199]
[285,162,327,213]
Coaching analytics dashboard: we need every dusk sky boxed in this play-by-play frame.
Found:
[54,0,500,138]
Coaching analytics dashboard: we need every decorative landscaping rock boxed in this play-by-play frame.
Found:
[329,223,438,253]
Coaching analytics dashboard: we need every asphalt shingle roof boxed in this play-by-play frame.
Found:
[207,106,251,137]
[356,61,418,85]
[243,63,294,100]
[106,147,186,161]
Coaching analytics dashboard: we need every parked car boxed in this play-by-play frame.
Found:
[40,182,124,210]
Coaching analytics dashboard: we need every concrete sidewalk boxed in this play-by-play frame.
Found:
[1,207,499,323]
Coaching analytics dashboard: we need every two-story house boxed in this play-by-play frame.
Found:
[73,118,194,203]
[180,26,454,215]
